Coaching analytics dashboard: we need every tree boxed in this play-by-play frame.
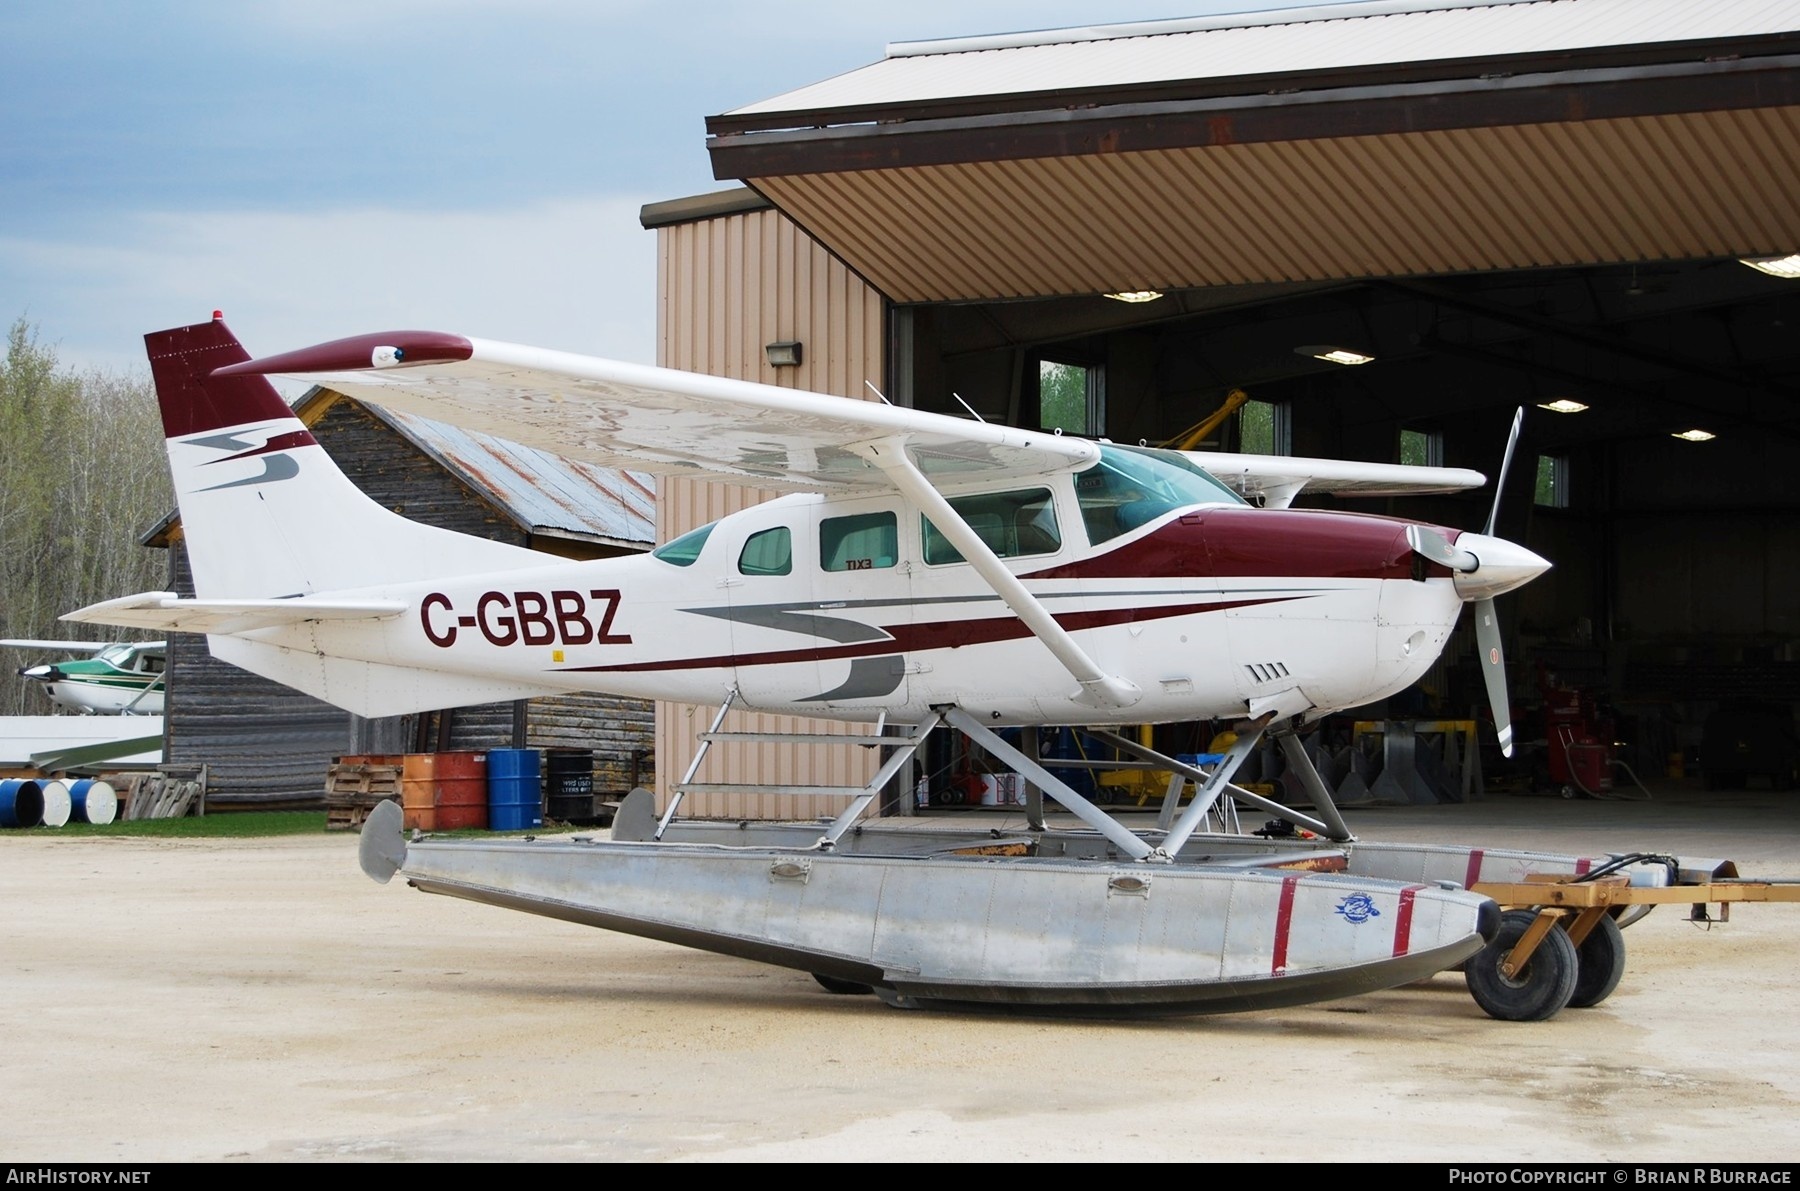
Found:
[0,317,173,714]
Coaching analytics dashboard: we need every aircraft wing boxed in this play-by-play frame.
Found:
[1190,452,1486,509]
[217,332,1099,492]
[0,639,114,652]
[64,592,408,636]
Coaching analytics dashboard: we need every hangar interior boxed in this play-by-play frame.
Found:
[681,0,1800,791]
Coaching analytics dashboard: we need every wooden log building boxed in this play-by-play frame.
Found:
[142,387,658,808]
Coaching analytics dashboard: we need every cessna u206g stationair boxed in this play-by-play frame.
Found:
[73,315,1710,1022]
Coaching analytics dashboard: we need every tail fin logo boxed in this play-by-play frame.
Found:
[185,427,314,492]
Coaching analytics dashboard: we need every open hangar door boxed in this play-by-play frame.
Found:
[892,255,1800,791]
[705,1,1800,794]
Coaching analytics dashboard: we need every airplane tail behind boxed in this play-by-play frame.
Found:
[147,315,543,599]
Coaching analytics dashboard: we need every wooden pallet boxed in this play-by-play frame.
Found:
[326,796,397,831]
[326,763,402,797]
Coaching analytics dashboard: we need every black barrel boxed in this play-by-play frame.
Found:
[545,749,596,824]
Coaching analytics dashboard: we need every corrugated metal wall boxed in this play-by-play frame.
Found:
[654,206,889,818]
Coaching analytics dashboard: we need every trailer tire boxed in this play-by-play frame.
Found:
[812,972,874,995]
[1568,913,1626,1008]
[1465,910,1579,1022]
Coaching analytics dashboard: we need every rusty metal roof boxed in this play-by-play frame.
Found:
[369,404,656,550]
[705,0,1800,304]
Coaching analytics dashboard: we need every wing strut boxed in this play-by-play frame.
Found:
[854,438,1141,710]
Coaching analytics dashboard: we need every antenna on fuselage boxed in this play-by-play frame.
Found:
[863,380,894,406]
[950,391,987,424]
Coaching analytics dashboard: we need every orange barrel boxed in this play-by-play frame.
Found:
[401,753,441,831]
[432,751,488,831]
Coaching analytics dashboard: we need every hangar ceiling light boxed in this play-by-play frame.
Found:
[1672,428,1717,442]
[1104,290,1163,303]
[1538,399,1590,414]
[1299,345,1375,366]
[1739,254,1800,279]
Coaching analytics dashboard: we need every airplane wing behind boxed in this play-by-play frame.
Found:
[217,332,1099,492]
[1192,452,1486,509]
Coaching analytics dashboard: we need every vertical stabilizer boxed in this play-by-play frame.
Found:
[147,316,543,599]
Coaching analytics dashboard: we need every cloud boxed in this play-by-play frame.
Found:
[0,196,659,376]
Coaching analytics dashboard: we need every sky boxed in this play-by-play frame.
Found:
[1,0,1348,377]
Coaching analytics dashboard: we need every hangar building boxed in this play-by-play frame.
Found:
[641,0,1800,814]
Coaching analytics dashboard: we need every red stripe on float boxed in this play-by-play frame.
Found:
[1464,849,1484,888]
[1271,875,1300,976]
[1393,885,1424,956]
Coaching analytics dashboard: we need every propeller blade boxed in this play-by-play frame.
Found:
[1473,596,1514,757]
[1405,524,1478,573]
[1483,406,1525,537]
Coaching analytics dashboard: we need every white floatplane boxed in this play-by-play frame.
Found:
[73,314,1749,1021]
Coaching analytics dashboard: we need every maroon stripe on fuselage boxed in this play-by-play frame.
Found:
[146,319,312,440]
[557,595,1297,675]
[1024,508,1419,583]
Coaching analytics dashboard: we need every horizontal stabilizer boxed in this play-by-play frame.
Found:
[65,591,407,636]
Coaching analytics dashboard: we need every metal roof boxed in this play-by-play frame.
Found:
[370,404,656,550]
[723,0,1800,123]
[704,0,1800,305]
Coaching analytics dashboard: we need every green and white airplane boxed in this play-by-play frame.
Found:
[4,640,166,715]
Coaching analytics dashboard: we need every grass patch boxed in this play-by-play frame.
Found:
[45,811,328,838]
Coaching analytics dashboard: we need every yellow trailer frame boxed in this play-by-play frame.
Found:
[1466,870,1800,1006]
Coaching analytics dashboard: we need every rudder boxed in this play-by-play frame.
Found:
[147,315,543,599]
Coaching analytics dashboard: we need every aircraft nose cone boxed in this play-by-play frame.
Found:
[19,664,58,681]
[1451,533,1551,601]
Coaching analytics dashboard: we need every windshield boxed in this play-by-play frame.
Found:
[1075,444,1244,545]
[97,644,134,666]
[652,521,716,567]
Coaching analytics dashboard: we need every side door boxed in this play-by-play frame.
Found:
[804,502,912,711]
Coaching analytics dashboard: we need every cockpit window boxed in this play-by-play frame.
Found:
[652,521,716,567]
[1075,444,1244,545]
[97,644,134,666]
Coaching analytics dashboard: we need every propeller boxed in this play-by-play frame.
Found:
[1406,408,1544,757]
[1474,408,1525,757]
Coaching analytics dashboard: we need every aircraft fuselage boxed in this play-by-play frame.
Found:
[241,477,1465,726]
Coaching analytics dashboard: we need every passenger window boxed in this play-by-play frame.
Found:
[738,527,793,576]
[820,512,897,572]
[922,488,1060,565]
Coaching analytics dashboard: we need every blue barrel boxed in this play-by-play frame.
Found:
[68,779,118,825]
[486,748,543,832]
[0,779,45,828]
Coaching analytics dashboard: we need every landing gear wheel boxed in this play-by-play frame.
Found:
[1568,913,1626,1008]
[812,972,874,996]
[1465,909,1579,1022]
